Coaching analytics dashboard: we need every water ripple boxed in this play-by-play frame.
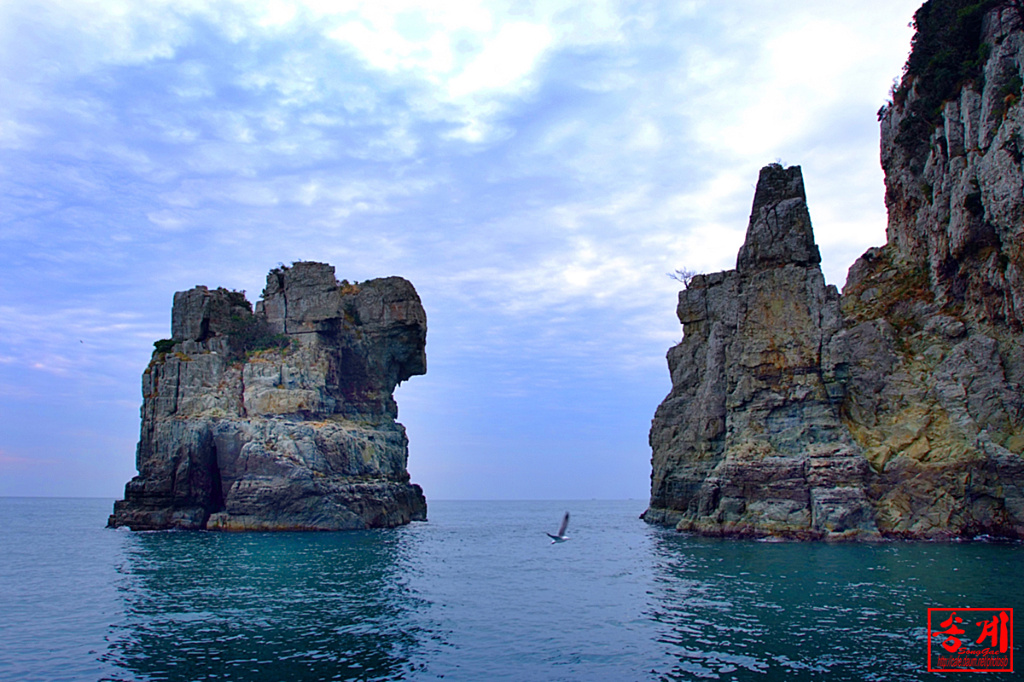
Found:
[2,499,1022,681]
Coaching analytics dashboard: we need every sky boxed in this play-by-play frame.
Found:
[1,0,923,501]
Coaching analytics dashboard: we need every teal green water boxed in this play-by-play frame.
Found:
[0,497,1019,680]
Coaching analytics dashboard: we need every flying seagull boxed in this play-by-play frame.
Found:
[547,511,570,544]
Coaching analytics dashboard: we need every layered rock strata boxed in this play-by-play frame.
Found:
[646,4,1024,540]
[109,261,428,531]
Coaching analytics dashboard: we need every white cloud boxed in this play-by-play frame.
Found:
[0,0,928,497]
[147,210,190,231]
[447,21,551,98]
[0,118,41,149]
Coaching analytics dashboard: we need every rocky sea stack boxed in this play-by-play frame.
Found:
[109,262,428,531]
[645,1,1024,540]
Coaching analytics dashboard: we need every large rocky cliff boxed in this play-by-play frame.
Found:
[109,261,428,531]
[645,1,1024,540]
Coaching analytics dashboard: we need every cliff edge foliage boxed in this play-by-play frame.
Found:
[891,1,1024,164]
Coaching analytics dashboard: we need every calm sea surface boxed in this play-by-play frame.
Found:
[0,497,1020,681]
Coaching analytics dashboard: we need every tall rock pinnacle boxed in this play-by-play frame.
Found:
[736,164,821,272]
[646,164,874,540]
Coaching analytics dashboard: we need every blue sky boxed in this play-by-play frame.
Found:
[1,0,921,500]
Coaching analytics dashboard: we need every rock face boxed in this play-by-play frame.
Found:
[841,4,1024,539]
[109,262,428,531]
[646,2,1024,540]
[645,165,880,539]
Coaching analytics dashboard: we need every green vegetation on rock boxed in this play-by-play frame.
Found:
[893,0,997,159]
[227,312,290,357]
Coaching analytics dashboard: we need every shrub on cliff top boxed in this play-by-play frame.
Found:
[892,0,997,159]
[227,313,290,357]
[903,0,994,96]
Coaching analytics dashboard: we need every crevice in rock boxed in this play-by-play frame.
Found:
[207,442,226,517]
[239,363,247,418]
[278,271,289,335]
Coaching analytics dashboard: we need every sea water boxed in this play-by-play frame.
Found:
[0,497,1019,681]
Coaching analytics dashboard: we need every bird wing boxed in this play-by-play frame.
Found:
[557,511,570,537]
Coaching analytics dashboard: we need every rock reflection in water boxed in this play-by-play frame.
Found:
[103,527,434,681]
[646,531,1021,681]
